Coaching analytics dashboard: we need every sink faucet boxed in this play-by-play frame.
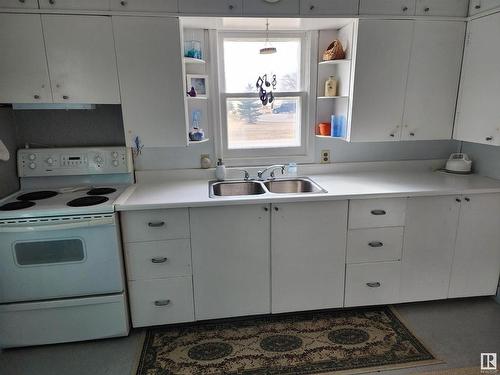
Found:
[257,164,286,180]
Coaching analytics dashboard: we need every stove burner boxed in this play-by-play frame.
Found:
[87,188,117,196]
[0,201,36,211]
[17,191,58,201]
[67,196,109,207]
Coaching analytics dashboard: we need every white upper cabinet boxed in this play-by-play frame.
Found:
[402,21,465,141]
[469,0,500,15]
[449,194,500,298]
[190,205,271,320]
[359,0,415,15]
[0,14,52,103]
[243,0,299,15]
[110,0,177,12]
[455,13,500,146]
[179,0,242,15]
[0,0,38,8]
[400,196,460,302]
[350,20,413,142]
[42,15,120,104]
[39,0,110,10]
[300,0,358,15]
[416,0,469,16]
[113,16,188,147]
[271,201,347,313]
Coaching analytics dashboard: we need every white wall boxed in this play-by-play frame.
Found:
[462,142,500,180]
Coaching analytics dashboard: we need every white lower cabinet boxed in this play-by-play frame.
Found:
[345,262,401,307]
[271,201,348,313]
[190,205,271,320]
[128,277,194,327]
[449,194,500,298]
[400,196,460,302]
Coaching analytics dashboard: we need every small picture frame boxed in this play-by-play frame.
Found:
[186,74,209,98]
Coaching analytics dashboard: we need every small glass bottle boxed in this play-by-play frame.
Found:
[325,76,338,97]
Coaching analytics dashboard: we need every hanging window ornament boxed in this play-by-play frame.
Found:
[256,74,278,107]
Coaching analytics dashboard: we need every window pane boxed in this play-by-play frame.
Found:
[223,38,301,93]
[226,97,301,149]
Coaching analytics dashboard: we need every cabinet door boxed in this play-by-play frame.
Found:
[402,21,465,141]
[416,0,469,16]
[400,196,460,303]
[40,0,110,10]
[271,201,347,313]
[179,0,242,15]
[350,20,413,142]
[113,17,188,147]
[469,0,500,16]
[110,0,177,12]
[455,14,500,146]
[0,14,52,103]
[359,0,415,15]
[190,205,271,320]
[301,0,358,15]
[0,0,38,7]
[449,194,500,298]
[243,0,299,15]
[42,15,120,104]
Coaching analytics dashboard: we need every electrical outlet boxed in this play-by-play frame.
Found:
[320,149,331,164]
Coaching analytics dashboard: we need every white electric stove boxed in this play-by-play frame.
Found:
[0,147,134,349]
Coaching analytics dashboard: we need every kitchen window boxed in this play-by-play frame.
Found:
[216,32,311,163]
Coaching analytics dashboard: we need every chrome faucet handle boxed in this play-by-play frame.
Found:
[235,169,250,181]
[270,166,286,179]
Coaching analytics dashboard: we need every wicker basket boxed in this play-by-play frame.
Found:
[322,40,345,61]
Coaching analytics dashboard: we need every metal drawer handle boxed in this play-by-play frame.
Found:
[366,282,381,288]
[368,241,384,248]
[148,221,165,228]
[154,299,171,307]
[370,209,386,216]
[151,257,168,264]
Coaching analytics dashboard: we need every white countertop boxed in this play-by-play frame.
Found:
[115,169,500,211]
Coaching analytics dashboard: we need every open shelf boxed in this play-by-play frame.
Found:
[188,138,210,145]
[315,134,346,140]
[184,57,206,64]
[186,96,208,101]
[319,59,351,66]
[317,96,349,99]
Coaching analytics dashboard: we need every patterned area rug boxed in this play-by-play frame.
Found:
[136,307,440,375]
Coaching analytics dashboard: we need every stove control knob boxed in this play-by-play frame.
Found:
[46,157,54,165]
[29,162,36,170]
[95,155,103,164]
[112,152,118,159]
[112,160,119,167]
[28,154,36,161]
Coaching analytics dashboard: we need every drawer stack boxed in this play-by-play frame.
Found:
[345,198,407,307]
[120,209,194,327]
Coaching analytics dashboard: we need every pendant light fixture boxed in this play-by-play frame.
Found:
[260,19,277,55]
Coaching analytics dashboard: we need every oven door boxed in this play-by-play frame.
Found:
[0,214,124,303]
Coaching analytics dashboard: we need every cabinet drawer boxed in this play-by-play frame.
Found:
[347,227,403,263]
[125,240,191,281]
[0,0,38,8]
[40,0,110,10]
[121,209,190,243]
[416,0,468,16]
[359,0,415,15]
[128,277,194,327]
[243,0,299,15]
[110,0,177,12]
[345,262,401,307]
[300,0,358,15]
[349,198,406,229]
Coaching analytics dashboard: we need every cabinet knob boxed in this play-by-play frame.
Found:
[368,241,384,248]
[424,7,430,12]
[409,132,415,137]
[456,198,461,202]
[228,4,234,10]
[475,4,481,9]
[148,221,165,228]
[274,206,279,211]
[154,299,171,307]
[390,133,395,138]
[486,136,493,141]
[402,6,408,11]
[370,209,386,216]
[19,0,26,3]
[62,95,69,100]
[464,197,470,202]
[309,5,315,10]
[263,207,269,211]
[48,0,55,4]
[151,257,168,264]
[34,94,40,99]
[120,0,127,6]
[366,282,381,288]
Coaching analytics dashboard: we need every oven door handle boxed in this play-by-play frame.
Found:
[0,217,115,233]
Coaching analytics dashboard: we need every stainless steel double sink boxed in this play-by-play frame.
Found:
[209,177,327,198]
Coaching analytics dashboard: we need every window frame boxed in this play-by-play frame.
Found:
[212,30,316,166]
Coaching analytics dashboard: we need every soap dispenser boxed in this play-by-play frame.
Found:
[215,158,226,181]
